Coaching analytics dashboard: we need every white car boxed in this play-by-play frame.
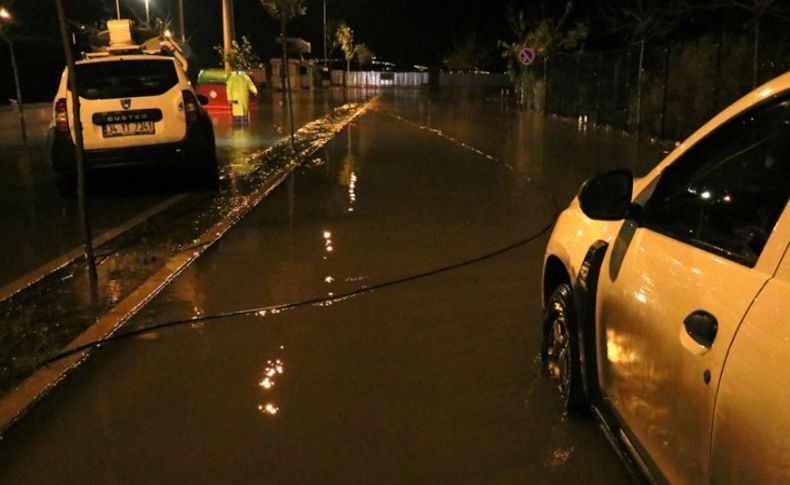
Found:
[541,72,790,483]
[50,21,218,193]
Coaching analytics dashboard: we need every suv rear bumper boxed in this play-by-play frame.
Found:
[50,118,215,174]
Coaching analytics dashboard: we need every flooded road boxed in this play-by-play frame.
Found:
[0,90,641,483]
[0,89,360,289]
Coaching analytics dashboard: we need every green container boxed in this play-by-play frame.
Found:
[197,68,229,85]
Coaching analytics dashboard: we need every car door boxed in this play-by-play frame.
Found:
[595,93,790,483]
[709,229,790,484]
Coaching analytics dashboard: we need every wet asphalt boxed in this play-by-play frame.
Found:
[0,90,663,483]
[0,89,360,289]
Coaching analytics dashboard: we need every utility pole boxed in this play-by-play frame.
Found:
[116,0,121,19]
[323,0,327,64]
[0,9,26,142]
[222,0,232,71]
[4,35,26,142]
[54,0,98,289]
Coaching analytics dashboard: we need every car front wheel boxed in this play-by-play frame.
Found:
[541,283,588,415]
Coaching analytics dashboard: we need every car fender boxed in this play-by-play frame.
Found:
[543,202,622,305]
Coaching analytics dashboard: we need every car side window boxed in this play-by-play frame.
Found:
[641,94,790,267]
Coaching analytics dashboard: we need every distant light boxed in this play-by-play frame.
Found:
[164,29,172,38]
[0,8,11,20]
[701,191,711,200]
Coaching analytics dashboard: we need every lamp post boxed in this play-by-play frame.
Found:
[144,0,149,26]
[178,0,185,42]
[222,0,232,72]
[0,7,26,142]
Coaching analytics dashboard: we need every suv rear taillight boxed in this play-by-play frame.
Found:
[182,90,199,123]
[55,98,69,132]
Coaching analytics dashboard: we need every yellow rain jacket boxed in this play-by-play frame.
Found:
[226,71,258,117]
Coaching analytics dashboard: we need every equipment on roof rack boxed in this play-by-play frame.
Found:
[83,19,188,72]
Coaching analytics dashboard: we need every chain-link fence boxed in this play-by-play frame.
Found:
[531,34,790,141]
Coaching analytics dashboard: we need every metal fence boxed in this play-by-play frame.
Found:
[332,70,428,87]
[533,34,790,140]
[439,72,510,88]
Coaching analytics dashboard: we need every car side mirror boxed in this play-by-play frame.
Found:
[578,169,634,220]
[197,94,209,106]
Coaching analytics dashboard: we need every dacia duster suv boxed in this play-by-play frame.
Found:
[50,20,218,193]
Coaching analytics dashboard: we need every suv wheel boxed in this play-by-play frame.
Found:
[541,283,588,415]
[192,157,220,190]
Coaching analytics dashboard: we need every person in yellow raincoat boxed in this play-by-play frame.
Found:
[226,67,258,127]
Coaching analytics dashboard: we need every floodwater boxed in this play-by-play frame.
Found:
[0,89,366,289]
[0,89,661,483]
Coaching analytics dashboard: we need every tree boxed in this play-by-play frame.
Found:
[214,36,260,70]
[725,0,788,87]
[260,0,306,149]
[499,3,588,109]
[354,43,375,67]
[335,22,355,73]
[444,35,487,71]
[601,0,680,135]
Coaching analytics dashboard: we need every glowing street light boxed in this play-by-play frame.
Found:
[0,8,10,20]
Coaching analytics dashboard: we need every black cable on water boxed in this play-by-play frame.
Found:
[40,108,567,370]
[42,216,557,367]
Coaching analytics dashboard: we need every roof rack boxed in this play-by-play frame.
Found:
[83,19,188,72]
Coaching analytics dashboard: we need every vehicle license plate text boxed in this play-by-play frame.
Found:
[102,121,155,138]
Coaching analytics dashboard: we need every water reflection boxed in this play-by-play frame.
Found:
[258,357,285,417]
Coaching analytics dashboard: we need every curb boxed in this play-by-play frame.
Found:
[0,98,375,435]
[0,194,193,305]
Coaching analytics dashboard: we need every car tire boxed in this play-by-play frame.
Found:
[192,157,220,191]
[541,283,589,415]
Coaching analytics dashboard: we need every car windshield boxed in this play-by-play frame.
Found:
[72,59,178,100]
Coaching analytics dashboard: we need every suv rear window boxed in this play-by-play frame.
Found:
[72,59,179,99]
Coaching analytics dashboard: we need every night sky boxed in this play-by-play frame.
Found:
[0,0,519,103]
[0,1,784,103]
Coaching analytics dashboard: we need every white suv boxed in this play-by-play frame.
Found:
[542,73,790,483]
[50,22,218,192]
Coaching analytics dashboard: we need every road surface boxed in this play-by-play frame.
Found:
[0,89,668,483]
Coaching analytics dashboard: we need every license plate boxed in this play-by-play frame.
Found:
[102,121,155,138]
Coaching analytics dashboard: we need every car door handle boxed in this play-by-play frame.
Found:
[684,310,718,348]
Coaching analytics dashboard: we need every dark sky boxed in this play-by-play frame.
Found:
[0,0,518,102]
[0,1,781,103]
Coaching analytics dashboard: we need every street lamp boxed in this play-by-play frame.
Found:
[143,0,149,26]
[0,6,26,142]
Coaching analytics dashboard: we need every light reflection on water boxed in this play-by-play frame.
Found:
[258,357,285,417]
